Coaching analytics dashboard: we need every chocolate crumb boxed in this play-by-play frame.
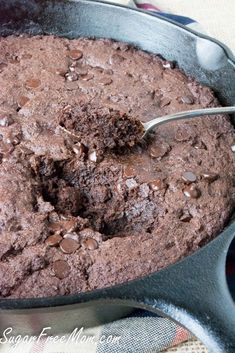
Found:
[53,260,70,279]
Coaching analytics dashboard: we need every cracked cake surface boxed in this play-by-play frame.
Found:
[0,35,235,298]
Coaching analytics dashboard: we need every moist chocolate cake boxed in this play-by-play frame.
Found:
[0,35,235,299]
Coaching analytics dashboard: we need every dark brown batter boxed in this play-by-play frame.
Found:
[0,35,235,299]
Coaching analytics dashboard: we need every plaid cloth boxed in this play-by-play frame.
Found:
[1,1,234,353]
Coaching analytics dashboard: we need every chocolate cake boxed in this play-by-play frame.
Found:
[0,35,235,299]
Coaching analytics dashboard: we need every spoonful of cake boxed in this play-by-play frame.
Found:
[59,104,235,153]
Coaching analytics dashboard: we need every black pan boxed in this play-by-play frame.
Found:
[0,1,235,352]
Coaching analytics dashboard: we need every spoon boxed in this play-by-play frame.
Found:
[142,106,235,137]
[59,106,235,149]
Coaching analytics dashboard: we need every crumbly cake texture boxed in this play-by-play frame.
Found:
[0,35,234,299]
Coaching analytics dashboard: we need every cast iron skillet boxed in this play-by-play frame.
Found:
[0,1,235,352]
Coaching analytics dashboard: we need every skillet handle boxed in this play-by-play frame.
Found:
[117,223,235,353]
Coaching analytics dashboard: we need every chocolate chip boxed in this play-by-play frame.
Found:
[18,96,30,107]
[53,260,70,279]
[69,61,78,68]
[0,115,14,127]
[72,142,85,157]
[183,185,200,199]
[72,146,81,155]
[65,72,78,82]
[81,73,94,81]
[104,69,113,75]
[110,54,125,65]
[11,136,21,146]
[82,238,98,250]
[112,42,129,51]
[61,218,78,233]
[49,222,63,234]
[162,61,175,69]
[182,171,197,183]
[123,165,136,178]
[160,97,171,108]
[55,68,67,77]
[125,72,133,78]
[93,66,104,73]
[99,77,113,86]
[181,95,194,105]
[88,151,98,162]
[149,144,168,158]
[46,234,62,247]
[8,55,20,64]
[26,78,41,89]
[63,232,79,242]
[68,49,83,60]
[179,211,192,222]
[149,179,166,191]
[202,172,218,182]
[193,140,207,150]
[60,238,79,254]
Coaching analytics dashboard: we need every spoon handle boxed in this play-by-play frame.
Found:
[143,106,235,134]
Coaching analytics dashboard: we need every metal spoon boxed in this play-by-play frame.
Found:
[142,106,235,137]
